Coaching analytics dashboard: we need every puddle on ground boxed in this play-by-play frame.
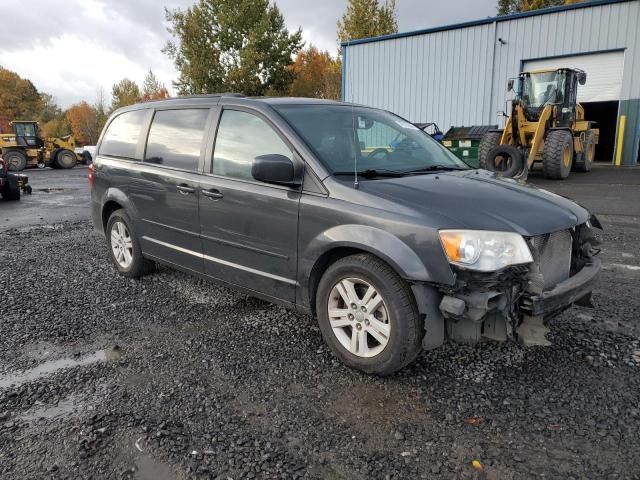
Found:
[18,396,82,422]
[136,454,176,480]
[38,188,75,193]
[0,348,121,389]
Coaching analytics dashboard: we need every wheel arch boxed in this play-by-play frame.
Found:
[301,225,440,315]
[100,188,140,232]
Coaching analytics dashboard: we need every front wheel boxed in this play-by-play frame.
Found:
[316,254,423,375]
[543,130,573,179]
[56,149,77,169]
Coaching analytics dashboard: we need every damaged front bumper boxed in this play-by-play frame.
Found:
[524,258,601,317]
[418,222,602,348]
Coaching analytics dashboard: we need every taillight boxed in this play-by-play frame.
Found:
[0,158,5,174]
[88,163,94,189]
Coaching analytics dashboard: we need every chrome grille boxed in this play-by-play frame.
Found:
[530,229,572,290]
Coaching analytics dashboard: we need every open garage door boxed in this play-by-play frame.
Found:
[523,51,624,102]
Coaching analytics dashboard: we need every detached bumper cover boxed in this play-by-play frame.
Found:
[529,258,601,316]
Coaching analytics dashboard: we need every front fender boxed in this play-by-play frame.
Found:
[301,224,447,283]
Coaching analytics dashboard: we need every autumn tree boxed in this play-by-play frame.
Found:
[67,101,100,145]
[164,0,303,96]
[141,70,170,101]
[110,78,141,112]
[337,0,398,44]
[41,116,71,139]
[498,0,584,14]
[288,46,341,100]
[0,67,43,121]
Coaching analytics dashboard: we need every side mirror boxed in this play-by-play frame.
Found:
[578,72,587,85]
[507,79,514,91]
[252,154,300,187]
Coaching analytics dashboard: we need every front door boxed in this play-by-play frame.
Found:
[198,108,300,302]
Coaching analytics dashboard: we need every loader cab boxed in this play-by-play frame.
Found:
[11,121,44,148]
[515,68,585,127]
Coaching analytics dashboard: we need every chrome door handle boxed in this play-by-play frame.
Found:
[177,184,196,194]
[202,189,224,200]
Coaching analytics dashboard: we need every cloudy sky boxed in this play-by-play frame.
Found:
[0,0,496,108]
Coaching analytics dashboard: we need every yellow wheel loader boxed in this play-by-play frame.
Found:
[478,68,599,180]
[0,121,79,171]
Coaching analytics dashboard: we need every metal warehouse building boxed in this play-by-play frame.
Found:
[342,0,640,165]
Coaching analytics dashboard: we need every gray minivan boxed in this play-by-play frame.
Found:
[91,95,601,375]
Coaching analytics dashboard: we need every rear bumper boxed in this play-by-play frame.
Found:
[528,258,601,316]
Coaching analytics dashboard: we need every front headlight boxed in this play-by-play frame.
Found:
[439,230,533,272]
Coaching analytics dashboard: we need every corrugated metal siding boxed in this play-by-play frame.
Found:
[344,0,640,130]
[344,22,496,131]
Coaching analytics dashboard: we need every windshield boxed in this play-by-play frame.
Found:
[274,104,468,175]
[521,71,566,108]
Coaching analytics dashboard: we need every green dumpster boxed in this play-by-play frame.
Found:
[442,125,498,167]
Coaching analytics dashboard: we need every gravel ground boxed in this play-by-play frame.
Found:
[1,184,640,478]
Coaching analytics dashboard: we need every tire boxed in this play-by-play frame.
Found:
[49,149,60,169]
[483,144,524,178]
[56,149,77,169]
[2,174,21,201]
[542,130,573,179]
[4,151,27,172]
[478,131,502,169]
[316,253,423,376]
[573,131,595,172]
[106,209,155,278]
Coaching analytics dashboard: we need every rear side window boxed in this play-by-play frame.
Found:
[213,110,291,181]
[145,109,209,171]
[100,110,148,159]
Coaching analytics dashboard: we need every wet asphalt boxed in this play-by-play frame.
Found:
[0,164,639,479]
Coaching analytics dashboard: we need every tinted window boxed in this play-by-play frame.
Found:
[213,110,291,181]
[145,109,209,171]
[100,110,147,159]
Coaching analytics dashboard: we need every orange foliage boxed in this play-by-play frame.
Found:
[66,101,100,145]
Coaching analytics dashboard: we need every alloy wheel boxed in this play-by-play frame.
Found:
[110,221,133,269]
[327,277,391,358]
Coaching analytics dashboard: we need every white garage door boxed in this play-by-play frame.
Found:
[523,51,624,103]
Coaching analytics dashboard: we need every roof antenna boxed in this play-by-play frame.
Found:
[347,40,359,190]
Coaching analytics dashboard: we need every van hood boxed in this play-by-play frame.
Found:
[358,169,589,236]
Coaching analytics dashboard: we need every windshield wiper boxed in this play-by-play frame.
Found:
[333,169,407,178]
[403,165,468,174]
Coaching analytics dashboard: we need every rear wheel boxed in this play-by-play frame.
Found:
[56,149,77,169]
[483,144,524,178]
[316,254,423,376]
[573,131,595,172]
[106,209,155,278]
[4,151,27,171]
[478,131,502,169]
[543,130,573,179]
